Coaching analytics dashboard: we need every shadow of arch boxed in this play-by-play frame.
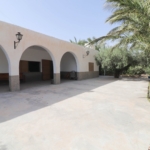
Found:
[0,77,116,123]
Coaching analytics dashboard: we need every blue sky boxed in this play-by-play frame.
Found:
[0,0,116,42]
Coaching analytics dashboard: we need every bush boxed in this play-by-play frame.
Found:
[100,68,114,76]
[144,67,150,75]
[126,66,145,76]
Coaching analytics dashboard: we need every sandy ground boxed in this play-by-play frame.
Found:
[0,76,150,150]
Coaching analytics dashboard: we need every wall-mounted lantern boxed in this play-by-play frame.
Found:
[14,32,23,49]
[83,50,90,58]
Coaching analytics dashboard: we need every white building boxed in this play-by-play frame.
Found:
[0,21,99,91]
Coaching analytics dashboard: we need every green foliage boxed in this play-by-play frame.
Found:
[144,67,150,75]
[95,45,149,77]
[91,0,150,77]
[96,45,150,77]
[100,68,114,76]
[70,37,87,46]
[89,0,150,52]
[126,66,145,76]
[70,37,99,49]
[95,46,135,70]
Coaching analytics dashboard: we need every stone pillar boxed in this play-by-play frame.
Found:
[52,73,60,84]
[9,75,20,91]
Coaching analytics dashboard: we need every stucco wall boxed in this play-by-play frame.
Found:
[21,46,51,61]
[61,52,77,72]
[21,46,51,72]
[0,21,99,76]
[0,48,8,73]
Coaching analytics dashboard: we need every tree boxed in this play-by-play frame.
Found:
[89,0,150,52]
[95,46,139,78]
[70,37,87,46]
[70,37,98,48]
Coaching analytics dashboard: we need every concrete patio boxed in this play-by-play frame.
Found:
[0,76,150,150]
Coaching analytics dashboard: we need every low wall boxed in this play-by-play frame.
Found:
[77,71,99,80]
[61,71,77,80]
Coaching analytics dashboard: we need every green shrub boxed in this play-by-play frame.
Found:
[126,66,145,76]
[144,67,150,75]
[100,68,114,76]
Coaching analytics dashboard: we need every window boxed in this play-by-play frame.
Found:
[28,61,40,72]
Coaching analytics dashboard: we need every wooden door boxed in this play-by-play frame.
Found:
[20,60,28,73]
[50,61,53,79]
[19,60,28,81]
[42,60,51,80]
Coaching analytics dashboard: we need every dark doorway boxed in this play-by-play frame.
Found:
[29,61,40,72]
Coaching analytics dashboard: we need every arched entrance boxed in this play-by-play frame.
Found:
[19,46,54,89]
[0,46,9,92]
[60,52,78,82]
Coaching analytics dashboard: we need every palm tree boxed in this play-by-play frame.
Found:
[70,37,87,46]
[70,37,97,47]
[90,0,150,52]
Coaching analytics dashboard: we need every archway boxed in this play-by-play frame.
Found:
[19,46,54,89]
[60,52,78,82]
[0,46,9,92]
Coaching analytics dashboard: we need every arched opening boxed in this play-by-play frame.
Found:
[0,46,9,92]
[60,52,78,82]
[19,46,54,89]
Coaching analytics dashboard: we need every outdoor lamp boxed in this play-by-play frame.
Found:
[14,32,23,49]
[83,50,90,58]
[86,50,90,55]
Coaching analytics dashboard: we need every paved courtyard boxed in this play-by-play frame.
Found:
[0,77,150,150]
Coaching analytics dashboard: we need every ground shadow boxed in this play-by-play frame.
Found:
[0,81,9,93]
[0,76,146,123]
